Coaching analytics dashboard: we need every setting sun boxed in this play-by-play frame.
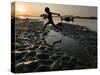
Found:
[16,5,26,14]
[16,5,25,12]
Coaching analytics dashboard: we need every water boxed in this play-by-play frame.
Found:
[64,19,97,32]
[46,30,81,52]
[45,30,88,61]
[30,17,97,32]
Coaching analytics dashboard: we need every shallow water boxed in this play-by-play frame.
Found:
[52,18,97,32]
[14,19,97,72]
[45,30,88,61]
[30,17,97,32]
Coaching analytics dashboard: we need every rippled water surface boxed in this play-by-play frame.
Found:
[45,30,89,61]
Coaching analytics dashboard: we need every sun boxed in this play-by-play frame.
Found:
[16,5,26,14]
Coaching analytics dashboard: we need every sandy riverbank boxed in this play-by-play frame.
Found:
[12,21,97,73]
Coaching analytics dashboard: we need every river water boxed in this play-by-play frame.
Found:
[30,17,97,32]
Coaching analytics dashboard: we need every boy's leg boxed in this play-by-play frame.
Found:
[51,21,56,28]
[43,21,50,31]
[52,21,62,31]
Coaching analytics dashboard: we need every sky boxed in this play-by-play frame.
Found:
[11,2,97,17]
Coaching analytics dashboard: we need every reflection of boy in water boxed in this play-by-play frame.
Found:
[43,7,60,31]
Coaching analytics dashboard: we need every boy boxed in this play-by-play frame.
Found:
[43,7,60,31]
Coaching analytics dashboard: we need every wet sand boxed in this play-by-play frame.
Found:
[12,20,97,73]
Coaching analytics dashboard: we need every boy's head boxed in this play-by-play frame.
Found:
[45,7,50,13]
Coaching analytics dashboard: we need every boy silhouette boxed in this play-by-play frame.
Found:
[43,7,60,31]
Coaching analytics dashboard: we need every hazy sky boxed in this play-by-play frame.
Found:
[11,2,97,17]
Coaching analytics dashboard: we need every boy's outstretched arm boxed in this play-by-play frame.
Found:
[51,12,60,16]
[51,12,62,21]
